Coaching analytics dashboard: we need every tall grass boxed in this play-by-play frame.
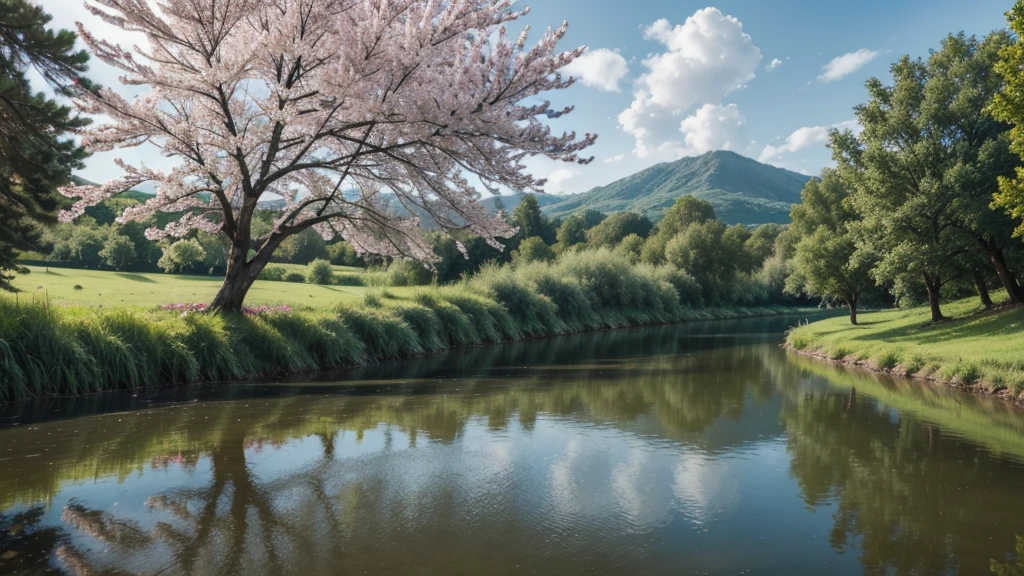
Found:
[1,249,794,400]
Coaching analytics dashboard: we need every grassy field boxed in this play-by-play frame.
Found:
[787,298,1024,394]
[9,265,399,308]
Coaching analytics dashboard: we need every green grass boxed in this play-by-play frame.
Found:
[1,249,802,400]
[9,265,401,308]
[787,298,1024,394]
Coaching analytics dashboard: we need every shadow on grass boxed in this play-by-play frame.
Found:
[114,273,156,283]
[846,304,1024,346]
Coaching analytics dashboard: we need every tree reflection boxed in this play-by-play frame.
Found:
[782,378,1024,575]
[0,319,794,574]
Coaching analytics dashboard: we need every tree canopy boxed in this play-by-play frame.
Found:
[0,0,90,289]
[59,0,595,310]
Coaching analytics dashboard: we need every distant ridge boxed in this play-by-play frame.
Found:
[541,150,812,225]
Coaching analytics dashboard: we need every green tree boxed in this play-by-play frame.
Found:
[614,233,644,263]
[512,236,556,264]
[0,0,90,288]
[98,228,136,271]
[158,238,206,274]
[831,34,1013,322]
[641,196,716,264]
[991,2,1024,240]
[744,224,784,269]
[327,241,363,267]
[555,215,587,249]
[586,212,653,248]
[932,32,1024,304]
[272,227,329,265]
[664,220,737,305]
[509,194,555,246]
[785,171,874,324]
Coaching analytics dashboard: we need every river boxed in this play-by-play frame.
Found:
[2,315,1024,575]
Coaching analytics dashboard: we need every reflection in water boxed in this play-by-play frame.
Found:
[0,316,1023,574]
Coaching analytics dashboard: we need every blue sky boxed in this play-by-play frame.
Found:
[39,0,1013,196]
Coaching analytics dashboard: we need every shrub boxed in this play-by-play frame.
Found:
[511,236,556,265]
[259,265,287,282]
[386,259,432,287]
[332,274,364,286]
[469,263,564,336]
[307,259,335,285]
[284,272,306,283]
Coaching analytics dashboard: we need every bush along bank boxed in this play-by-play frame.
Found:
[1,249,797,401]
[785,298,1024,402]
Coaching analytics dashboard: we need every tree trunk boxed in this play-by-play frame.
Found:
[846,294,858,325]
[210,233,281,312]
[924,274,944,323]
[982,238,1024,305]
[973,268,994,309]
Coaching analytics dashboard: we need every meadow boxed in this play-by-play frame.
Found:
[10,264,390,308]
[787,298,1024,394]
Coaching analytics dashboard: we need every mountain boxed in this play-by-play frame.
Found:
[480,191,563,214]
[541,150,813,225]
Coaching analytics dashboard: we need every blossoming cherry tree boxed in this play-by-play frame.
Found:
[61,0,595,311]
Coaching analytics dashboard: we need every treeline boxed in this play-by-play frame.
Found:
[784,28,1024,324]
[28,198,368,275]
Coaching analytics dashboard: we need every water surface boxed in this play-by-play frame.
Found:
[3,316,1024,575]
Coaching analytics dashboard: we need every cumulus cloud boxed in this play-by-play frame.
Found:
[759,120,860,163]
[766,58,783,72]
[544,168,580,194]
[817,49,879,83]
[603,153,626,164]
[564,48,629,92]
[618,8,762,158]
[678,103,745,155]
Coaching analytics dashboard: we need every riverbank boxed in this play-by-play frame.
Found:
[1,251,805,400]
[786,298,1024,400]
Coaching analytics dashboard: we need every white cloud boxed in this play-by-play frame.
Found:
[678,103,745,155]
[766,58,783,72]
[603,153,626,164]
[817,49,879,83]
[564,48,629,92]
[544,168,580,194]
[618,8,762,158]
[759,120,860,163]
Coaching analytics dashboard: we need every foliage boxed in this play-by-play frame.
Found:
[586,212,653,248]
[509,194,556,246]
[157,239,206,275]
[98,228,137,271]
[306,259,334,286]
[512,236,556,265]
[641,196,716,264]
[991,1,1024,238]
[0,0,90,289]
[832,31,1018,321]
[664,220,738,305]
[386,259,433,287]
[785,170,874,324]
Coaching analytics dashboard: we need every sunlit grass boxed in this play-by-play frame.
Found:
[10,265,396,308]
[787,298,1024,394]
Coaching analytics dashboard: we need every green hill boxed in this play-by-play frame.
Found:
[542,150,812,225]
